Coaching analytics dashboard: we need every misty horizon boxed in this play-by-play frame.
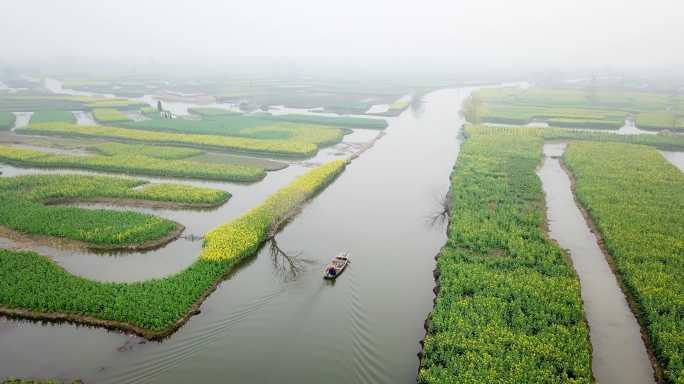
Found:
[1,0,683,78]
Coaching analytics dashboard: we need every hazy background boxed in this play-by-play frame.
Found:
[1,0,682,77]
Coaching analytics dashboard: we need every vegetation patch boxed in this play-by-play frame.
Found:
[564,142,684,383]
[636,111,684,131]
[260,113,388,129]
[470,86,684,131]
[0,112,15,130]
[466,124,684,151]
[92,108,130,123]
[188,107,241,117]
[120,114,344,146]
[0,160,346,338]
[418,131,592,383]
[0,144,266,182]
[0,174,227,249]
[29,110,76,124]
[18,123,318,158]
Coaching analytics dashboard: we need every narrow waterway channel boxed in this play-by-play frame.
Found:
[661,150,684,172]
[538,143,655,384]
[0,87,470,383]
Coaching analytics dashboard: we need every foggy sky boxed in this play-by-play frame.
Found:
[1,0,682,75]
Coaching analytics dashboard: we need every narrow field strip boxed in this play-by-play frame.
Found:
[0,160,346,339]
[418,131,592,383]
[0,144,266,182]
[564,142,684,383]
[17,123,318,158]
[466,124,684,151]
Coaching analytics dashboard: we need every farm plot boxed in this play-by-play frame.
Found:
[0,160,346,338]
[419,131,592,383]
[564,142,684,383]
[260,113,388,129]
[121,114,345,146]
[17,123,319,158]
[466,124,684,151]
[29,110,76,124]
[0,143,266,182]
[92,108,130,123]
[0,174,229,249]
[0,112,16,130]
[470,86,684,131]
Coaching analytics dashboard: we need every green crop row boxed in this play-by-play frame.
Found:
[0,145,266,182]
[465,124,684,151]
[92,108,130,123]
[260,113,388,129]
[418,132,592,383]
[121,114,344,146]
[29,110,76,124]
[0,112,15,130]
[0,160,346,335]
[564,142,684,383]
[0,96,146,112]
[0,174,227,248]
[18,123,318,158]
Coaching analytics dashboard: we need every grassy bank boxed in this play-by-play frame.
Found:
[0,160,346,338]
[18,123,318,158]
[564,142,684,383]
[419,131,592,383]
[0,174,228,249]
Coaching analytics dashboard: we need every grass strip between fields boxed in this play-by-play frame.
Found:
[0,160,346,339]
[18,123,319,158]
[564,142,684,383]
[418,130,592,383]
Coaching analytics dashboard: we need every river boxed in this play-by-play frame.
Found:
[0,87,469,383]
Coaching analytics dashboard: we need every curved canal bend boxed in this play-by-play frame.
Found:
[538,143,655,384]
[0,88,470,383]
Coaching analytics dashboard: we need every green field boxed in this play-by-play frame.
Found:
[260,113,388,129]
[0,160,346,337]
[92,108,130,123]
[0,112,15,130]
[0,174,228,249]
[29,110,76,124]
[635,111,684,131]
[466,124,684,151]
[471,86,684,131]
[419,130,591,383]
[0,143,266,182]
[121,114,344,146]
[18,123,319,158]
[564,142,684,383]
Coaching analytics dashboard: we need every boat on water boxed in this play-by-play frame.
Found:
[323,252,350,279]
